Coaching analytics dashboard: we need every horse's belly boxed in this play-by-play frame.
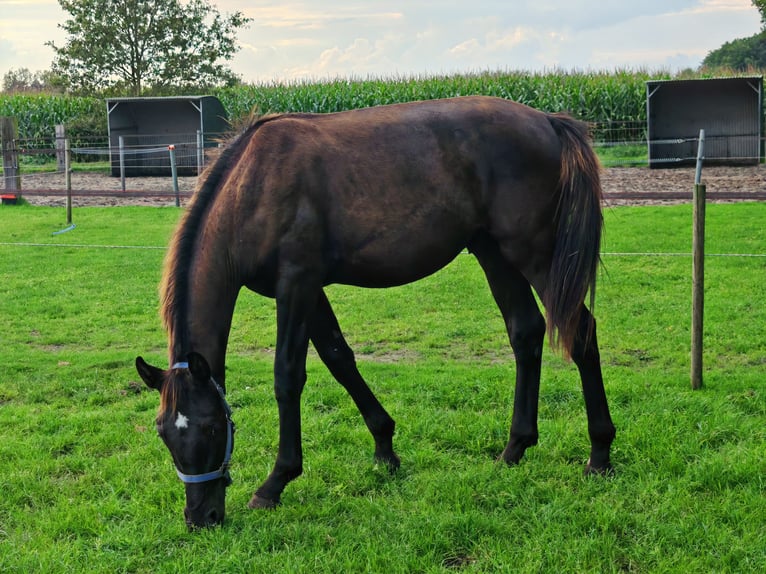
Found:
[329,235,467,288]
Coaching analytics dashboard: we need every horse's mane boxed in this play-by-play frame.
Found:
[159,113,284,363]
[158,371,186,416]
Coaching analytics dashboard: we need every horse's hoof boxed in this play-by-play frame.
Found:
[248,494,279,510]
[497,453,520,466]
[375,452,401,474]
[584,458,614,477]
[498,444,525,466]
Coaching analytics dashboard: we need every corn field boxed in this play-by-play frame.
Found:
[216,69,662,144]
[218,69,656,123]
[0,69,708,148]
[0,93,105,140]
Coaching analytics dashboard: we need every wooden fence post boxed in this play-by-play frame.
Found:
[1,117,21,194]
[56,124,67,172]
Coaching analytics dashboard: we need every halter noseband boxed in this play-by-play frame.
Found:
[170,362,235,486]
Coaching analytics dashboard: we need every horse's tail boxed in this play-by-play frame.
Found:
[543,113,603,357]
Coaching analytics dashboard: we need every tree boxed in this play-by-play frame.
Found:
[700,2,766,71]
[2,68,63,93]
[47,0,251,95]
[701,32,766,70]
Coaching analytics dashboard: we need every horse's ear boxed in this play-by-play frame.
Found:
[187,352,211,382]
[135,356,165,391]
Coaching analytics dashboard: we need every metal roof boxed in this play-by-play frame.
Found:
[105,95,218,103]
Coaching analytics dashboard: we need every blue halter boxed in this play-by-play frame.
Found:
[170,362,234,486]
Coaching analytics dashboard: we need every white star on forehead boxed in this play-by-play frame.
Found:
[175,412,190,429]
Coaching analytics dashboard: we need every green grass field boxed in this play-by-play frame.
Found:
[0,202,764,573]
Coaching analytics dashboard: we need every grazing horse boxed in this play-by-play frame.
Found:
[135,96,615,529]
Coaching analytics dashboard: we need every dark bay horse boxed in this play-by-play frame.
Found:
[135,96,615,528]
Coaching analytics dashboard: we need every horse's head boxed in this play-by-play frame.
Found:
[135,352,234,529]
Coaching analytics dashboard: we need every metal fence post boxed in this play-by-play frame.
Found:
[691,129,706,390]
[119,136,126,192]
[65,138,72,224]
[168,144,180,207]
[197,130,204,174]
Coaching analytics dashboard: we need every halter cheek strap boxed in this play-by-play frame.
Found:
[169,362,234,486]
[175,416,233,485]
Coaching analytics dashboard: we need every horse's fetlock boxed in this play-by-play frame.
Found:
[276,460,303,482]
[371,414,395,438]
[591,422,616,446]
[502,432,538,465]
[289,465,303,481]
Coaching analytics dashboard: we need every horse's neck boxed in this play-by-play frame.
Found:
[173,239,240,384]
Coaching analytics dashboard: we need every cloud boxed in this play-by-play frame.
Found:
[247,3,403,31]
[275,37,322,48]
[577,1,760,70]
[2,0,762,84]
[490,28,542,51]
[434,0,760,72]
[0,37,17,66]
[0,0,55,5]
[448,39,481,57]
[302,34,407,79]
[689,0,758,14]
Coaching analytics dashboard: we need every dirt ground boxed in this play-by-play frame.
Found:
[3,165,766,207]
[600,164,766,206]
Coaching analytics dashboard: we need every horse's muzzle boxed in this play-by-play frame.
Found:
[185,505,225,529]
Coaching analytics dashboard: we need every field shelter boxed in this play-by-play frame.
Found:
[646,76,763,168]
[106,95,229,177]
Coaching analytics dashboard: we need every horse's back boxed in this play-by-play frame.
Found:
[230,97,565,288]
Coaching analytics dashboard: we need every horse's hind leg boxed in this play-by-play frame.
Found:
[571,306,615,474]
[309,290,399,470]
[469,234,546,465]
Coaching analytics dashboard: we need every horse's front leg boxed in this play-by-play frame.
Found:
[249,273,319,510]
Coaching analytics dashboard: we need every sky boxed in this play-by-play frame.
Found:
[0,0,762,85]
